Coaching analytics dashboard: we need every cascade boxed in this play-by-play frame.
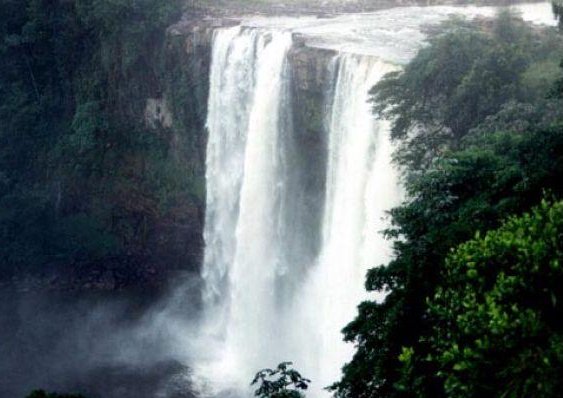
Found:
[201,26,300,389]
[298,54,401,393]
[201,28,400,396]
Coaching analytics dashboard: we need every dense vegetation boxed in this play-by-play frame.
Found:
[0,0,206,286]
[428,200,563,397]
[252,362,311,398]
[333,10,563,398]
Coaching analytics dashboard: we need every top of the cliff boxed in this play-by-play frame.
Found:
[184,0,546,17]
[172,1,558,63]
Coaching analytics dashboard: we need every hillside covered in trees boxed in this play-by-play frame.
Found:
[333,8,563,398]
[0,0,208,290]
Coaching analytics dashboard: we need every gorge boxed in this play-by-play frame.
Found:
[0,1,560,398]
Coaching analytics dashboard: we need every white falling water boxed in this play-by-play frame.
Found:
[224,29,293,378]
[200,29,401,396]
[200,26,297,392]
[297,55,401,394]
[202,27,258,334]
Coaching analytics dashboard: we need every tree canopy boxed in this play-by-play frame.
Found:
[0,0,206,282]
[427,200,563,398]
[334,12,563,398]
[370,11,563,171]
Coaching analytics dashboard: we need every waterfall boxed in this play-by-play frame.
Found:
[298,54,401,393]
[202,27,258,333]
[201,26,299,390]
[201,25,401,395]
[223,28,293,378]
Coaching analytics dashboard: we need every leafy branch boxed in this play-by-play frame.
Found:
[252,362,311,398]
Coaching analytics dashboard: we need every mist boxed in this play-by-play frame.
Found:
[0,279,203,398]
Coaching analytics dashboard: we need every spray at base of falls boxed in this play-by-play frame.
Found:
[198,23,401,397]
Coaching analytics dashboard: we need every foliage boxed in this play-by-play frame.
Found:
[335,13,563,398]
[334,125,563,398]
[428,200,563,397]
[0,0,207,280]
[252,362,311,398]
[370,12,563,171]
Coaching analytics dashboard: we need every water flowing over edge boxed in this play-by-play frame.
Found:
[198,26,401,397]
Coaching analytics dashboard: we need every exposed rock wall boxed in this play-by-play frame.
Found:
[4,17,219,293]
[1,12,355,293]
[189,0,539,17]
[160,17,341,291]
[288,43,336,258]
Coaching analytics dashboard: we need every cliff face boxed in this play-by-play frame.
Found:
[0,0,349,293]
[288,43,337,259]
[189,0,533,17]
[0,7,215,293]
[66,18,219,292]
[155,18,338,292]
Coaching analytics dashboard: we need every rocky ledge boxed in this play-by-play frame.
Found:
[186,0,542,18]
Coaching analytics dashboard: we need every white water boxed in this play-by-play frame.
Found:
[200,29,401,396]
[298,55,401,392]
[202,27,257,334]
[222,29,293,378]
[196,3,557,397]
[200,26,298,391]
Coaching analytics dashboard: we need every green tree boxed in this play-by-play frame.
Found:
[334,14,563,398]
[252,362,310,398]
[370,12,562,171]
[333,126,563,398]
[427,200,563,398]
[0,0,206,281]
